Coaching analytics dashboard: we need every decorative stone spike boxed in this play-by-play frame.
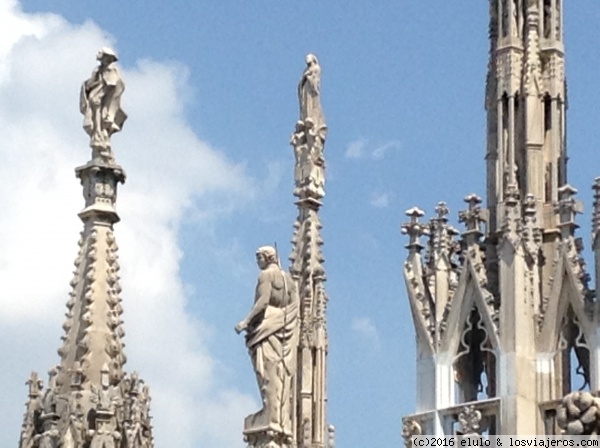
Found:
[556,184,582,237]
[401,207,428,252]
[431,202,458,253]
[458,194,488,247]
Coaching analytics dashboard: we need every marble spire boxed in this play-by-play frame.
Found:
[19,49,153,448]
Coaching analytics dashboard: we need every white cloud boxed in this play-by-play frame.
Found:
[370,192,390,208]
[344,138,366,159]
[372,140,401,160]
[0,2,255,447]
[345,138,401,160]
[351,317,380,347]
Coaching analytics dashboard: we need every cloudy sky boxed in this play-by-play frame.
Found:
[1,1,600,447]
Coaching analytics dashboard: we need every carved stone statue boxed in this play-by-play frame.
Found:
[91,365,121,415]
[235,246,299,439]
[36,423,60,448]
[41,367,60,416]
[66,412,85,448]
[292,55,328,200]
[544,0,552,38]
[80,47,127,163]
[298,54,324,129]
[291,119,327,198]
[501,0,508,37]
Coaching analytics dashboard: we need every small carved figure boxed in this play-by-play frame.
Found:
[67,412,85,448]
[544,0,552,38]
[37,429,60,448]
[290,118,327,198]
[89,424,121,448]
[501,0,508,37]
[91,365,121,414]
[41,367,59,415]
[235,246,300,437]
[80,47,127,163]
[298,54,325,129]
[511,0,519,37]
[305,118,327,197]
[555,0,561,40]
[291,120,307,194]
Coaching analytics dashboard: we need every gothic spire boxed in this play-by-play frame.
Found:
[289,53,330,448]
[19,49,153,448]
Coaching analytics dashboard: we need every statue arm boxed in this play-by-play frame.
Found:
[235,272,272,333]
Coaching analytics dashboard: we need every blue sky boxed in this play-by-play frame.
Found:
[1,1,600,447]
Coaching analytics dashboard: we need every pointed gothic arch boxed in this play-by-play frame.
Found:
[538,245,593,398]
[438,257,499,405]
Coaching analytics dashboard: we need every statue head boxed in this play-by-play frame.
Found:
[96,47,119,64]
[255,246,277,269]
[305,53,318,67]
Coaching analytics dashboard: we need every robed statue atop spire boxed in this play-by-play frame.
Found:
[292,54,327,199]
[298,53,325,130]
[80,47,127,164]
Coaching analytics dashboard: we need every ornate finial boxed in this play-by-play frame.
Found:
[80,47,127,164]
[431,202,458,253]
[556,184,582,237]
[504,182,520,205]
[327,425,336,448]
[523,193,536,215]
[458,194,488,242]
[26,372,43,398]
[69,362,84,390]
[402,207,429,251]
[435,202,450,221]
[459,194,484,232]
[100,363,111,388]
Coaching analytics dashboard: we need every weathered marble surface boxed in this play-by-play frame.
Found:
[236,247,299,445]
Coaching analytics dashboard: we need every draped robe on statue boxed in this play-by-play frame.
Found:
[80,50,127,157]
[243,268,299,437]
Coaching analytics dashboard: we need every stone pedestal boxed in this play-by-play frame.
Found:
[244,426,293,448]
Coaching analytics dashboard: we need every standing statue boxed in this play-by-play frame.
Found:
[80,47,127,164]
[501,0,508,37]
[293,54,328,200]
[544,0,552,38]
[235,246,299,439]
[511,0,519,37]
[298,53,325,129]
